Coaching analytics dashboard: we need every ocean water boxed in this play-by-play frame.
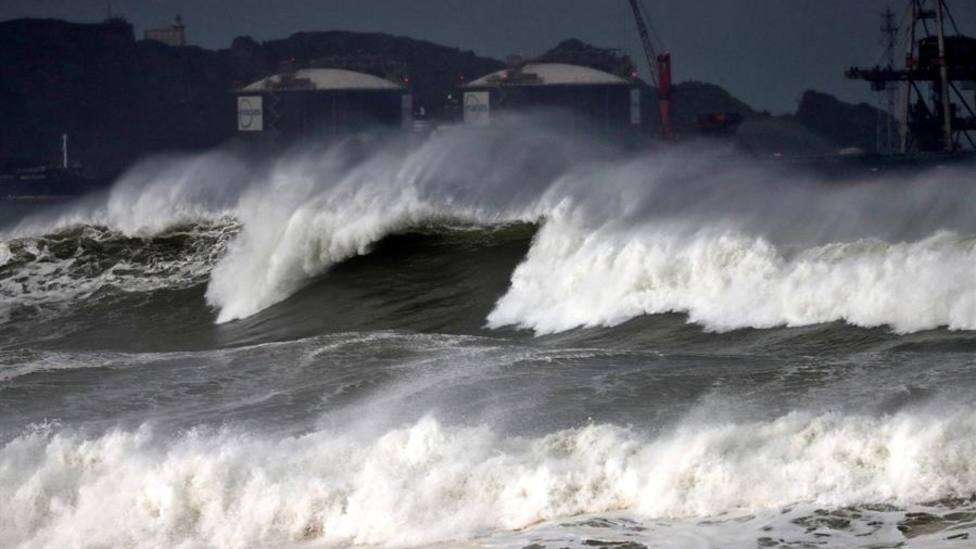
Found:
[2,121,976,548]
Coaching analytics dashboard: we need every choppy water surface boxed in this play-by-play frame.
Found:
[2,122,976,548]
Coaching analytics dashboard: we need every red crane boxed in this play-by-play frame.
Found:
[626,0,674,141]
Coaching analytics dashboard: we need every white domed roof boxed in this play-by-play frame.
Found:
[465,63,630,88]
[241,68,403,92]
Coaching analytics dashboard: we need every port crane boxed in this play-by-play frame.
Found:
[847,0,976,153]
[626,0,674,140]
[626,1,742,140]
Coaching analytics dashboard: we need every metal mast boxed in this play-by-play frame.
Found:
[848,0,976,154]
[935,0,953,151]
[626,0,659,87]
[879,7,899,154]
[899,1,917,152]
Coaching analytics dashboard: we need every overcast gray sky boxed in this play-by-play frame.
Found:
[4,1,975,114]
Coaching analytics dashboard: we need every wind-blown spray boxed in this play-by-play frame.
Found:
[4,116,976,333]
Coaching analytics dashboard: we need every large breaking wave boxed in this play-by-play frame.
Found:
[4,119,976,334]
[489,223,976,334]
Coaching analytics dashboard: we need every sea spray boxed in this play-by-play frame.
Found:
[202,125,609,322]
[3,117,975,333]
[6,150,251,239]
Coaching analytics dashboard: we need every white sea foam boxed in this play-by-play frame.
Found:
[3,409,976,548]
[488,218,976,334]
[0,222,236,316]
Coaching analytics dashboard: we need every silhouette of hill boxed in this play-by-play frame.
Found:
[0,19,501,178]
[796,90,893,153]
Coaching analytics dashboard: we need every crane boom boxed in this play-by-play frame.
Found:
[626,0,659,87]
[626,0,674,140]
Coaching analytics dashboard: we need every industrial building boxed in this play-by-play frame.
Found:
[461,62,643,132]
[144,16,186,47]
[234,68,412,145]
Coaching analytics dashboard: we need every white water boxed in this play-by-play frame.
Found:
[4,122,976,333]
[0,222,236,319]
[3,408,976,548]
[488,220,976,334]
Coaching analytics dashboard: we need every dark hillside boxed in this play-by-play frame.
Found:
[0,19,501,178]
[795,90,892,153]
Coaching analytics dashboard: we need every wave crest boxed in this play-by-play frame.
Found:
[488,220,976,334]
[5,121,976,334]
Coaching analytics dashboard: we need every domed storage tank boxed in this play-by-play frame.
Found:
[234,68,411,144]
[460,62,643,132]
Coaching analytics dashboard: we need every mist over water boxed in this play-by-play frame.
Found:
[2,117,976,548]
[9,119,975,332]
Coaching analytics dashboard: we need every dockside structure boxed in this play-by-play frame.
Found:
[461,62,644,133]
[847,0,976,153]
[234,68,412,145]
